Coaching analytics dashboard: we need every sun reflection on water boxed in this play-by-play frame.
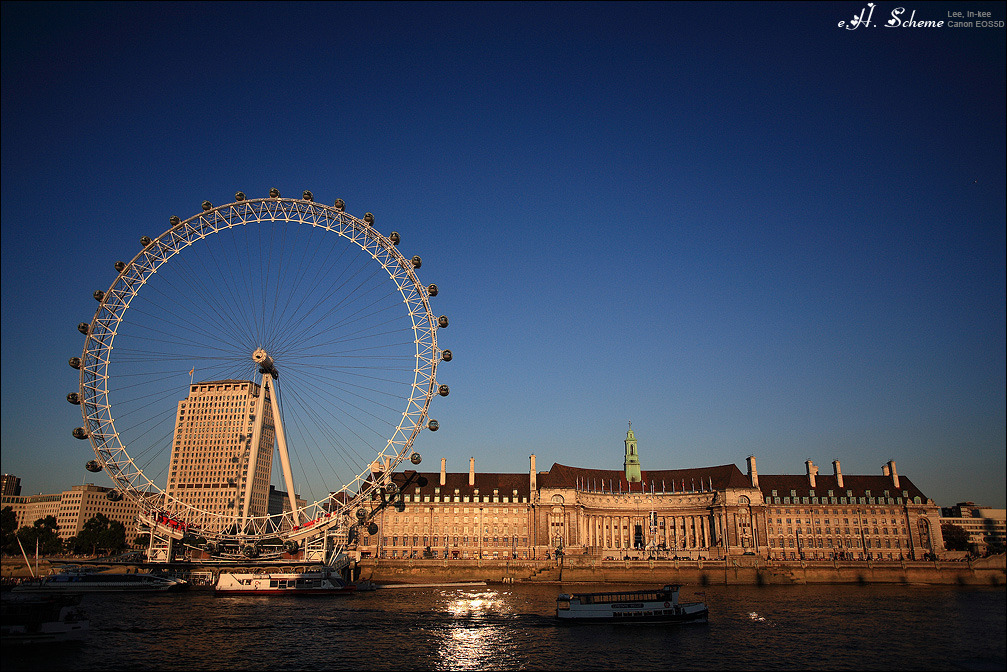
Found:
[436,590,519,670]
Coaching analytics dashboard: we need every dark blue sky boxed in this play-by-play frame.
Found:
[2,2,1004,507]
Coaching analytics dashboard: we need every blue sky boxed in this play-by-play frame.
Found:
[2,2,1004,507]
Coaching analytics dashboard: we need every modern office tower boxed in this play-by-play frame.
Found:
[1,473,22,496]
[166,380,276,531]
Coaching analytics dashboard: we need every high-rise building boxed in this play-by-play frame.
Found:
[1,473,22,496]
[166,380,275,532]
[2,483,155,541]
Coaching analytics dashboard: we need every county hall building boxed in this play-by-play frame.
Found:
[356,427,945,561]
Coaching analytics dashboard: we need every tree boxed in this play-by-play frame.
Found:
[1,506,17,553]
[941,523,971,552]
[16,515,63,555]
[71,514,127,556]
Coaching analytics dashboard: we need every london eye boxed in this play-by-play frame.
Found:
[68,190,450,560]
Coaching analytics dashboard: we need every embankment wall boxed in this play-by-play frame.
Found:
[357,554,1006,586]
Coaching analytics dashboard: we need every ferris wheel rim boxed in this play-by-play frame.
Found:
[77,195,441,545]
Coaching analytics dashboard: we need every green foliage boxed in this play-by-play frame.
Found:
[941,523,971,551]
[1,506,17,553]
[15,515,63,555]
[70,513,127,556]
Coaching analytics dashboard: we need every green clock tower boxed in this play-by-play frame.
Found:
[624,423,642,483]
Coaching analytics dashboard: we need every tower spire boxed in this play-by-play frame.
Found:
[624,425,642,483]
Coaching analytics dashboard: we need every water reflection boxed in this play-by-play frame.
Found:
[436,590,519,670]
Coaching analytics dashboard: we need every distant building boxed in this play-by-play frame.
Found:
[2,483,155,542]
[1,473,22,497]
[355,429,946,561]
[940,502,1006,554]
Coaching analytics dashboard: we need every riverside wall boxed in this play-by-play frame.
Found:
[357,554,1006,586]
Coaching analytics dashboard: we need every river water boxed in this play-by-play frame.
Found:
[4,583,1004,671]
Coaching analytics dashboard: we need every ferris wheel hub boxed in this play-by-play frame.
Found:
[252,348,278,378]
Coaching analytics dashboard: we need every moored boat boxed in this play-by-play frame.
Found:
[215,567,355,595]
[556,584,708,623]
[1,592,89,644]
[12,568,187,593]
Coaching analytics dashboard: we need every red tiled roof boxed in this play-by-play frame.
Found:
[539,462,753,492]
[756,474,928,501]
[378,470,533,498]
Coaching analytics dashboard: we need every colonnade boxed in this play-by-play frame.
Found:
[579,512,714,551]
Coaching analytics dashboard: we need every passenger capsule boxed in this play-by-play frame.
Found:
[416,475,429,487]
[67,392,80,405]
[356,507,368,522]
[140,236,152,247]
[269,188,280,198]
[85,459,102,472]
[302,190,313,201]
[77,323,90,335]
[114,261,126,273]
[201,200,212,211]
[169,215,181,228]
[69,357,82,369]
[367,522,379,535]
[427,419,439,431]
[395,499,406,512]
[384,482,398,496]
[105,490,123,502]
[93,290,104,302]
[438,384,450,397]
[243,544,258,558]
[235,192,246,201]
[389,232,400,246]
[437,315,449,329]
[427,284,438,297]
[73,427,89,440]
[364,213,375,225]
[410,452,422,465]
[284,540,299,554]
[411,256,422,269]
[334,198,345,211]
[441,349,452,362]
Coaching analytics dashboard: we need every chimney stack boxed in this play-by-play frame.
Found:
[469,457,475,487]
[530,454,537,493]
[440,458,446,486]
[888,459,899,489]
[746,455,758,488]
[806,460,818,489]
[882,464,890,476]
[833,459,843,489]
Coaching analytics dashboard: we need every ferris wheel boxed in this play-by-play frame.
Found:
[68,190,450,559]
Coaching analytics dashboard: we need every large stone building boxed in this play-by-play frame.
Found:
[167,379,277,532]
[2,483,151,542]
[356,429,946,561]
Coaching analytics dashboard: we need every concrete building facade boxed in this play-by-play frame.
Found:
[940,502,1007,554]
[166,379,276,531]
[2,484,151,541]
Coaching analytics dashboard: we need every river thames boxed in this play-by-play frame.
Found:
[4,583,1004,671]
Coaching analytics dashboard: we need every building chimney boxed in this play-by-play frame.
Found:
[833,459,843,489]
[530,454,537,493]
[806,460,818,489]
[469,457,475,487]
[440,458,446,486]
[888,459,899,489]
[882,464,890,476]
[746,455,758,488]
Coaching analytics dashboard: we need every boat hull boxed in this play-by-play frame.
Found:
[215,571,355,596]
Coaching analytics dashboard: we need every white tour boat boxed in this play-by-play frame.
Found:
[12,567,187,593]
[556,584,708,623]
[215,567,356,596]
